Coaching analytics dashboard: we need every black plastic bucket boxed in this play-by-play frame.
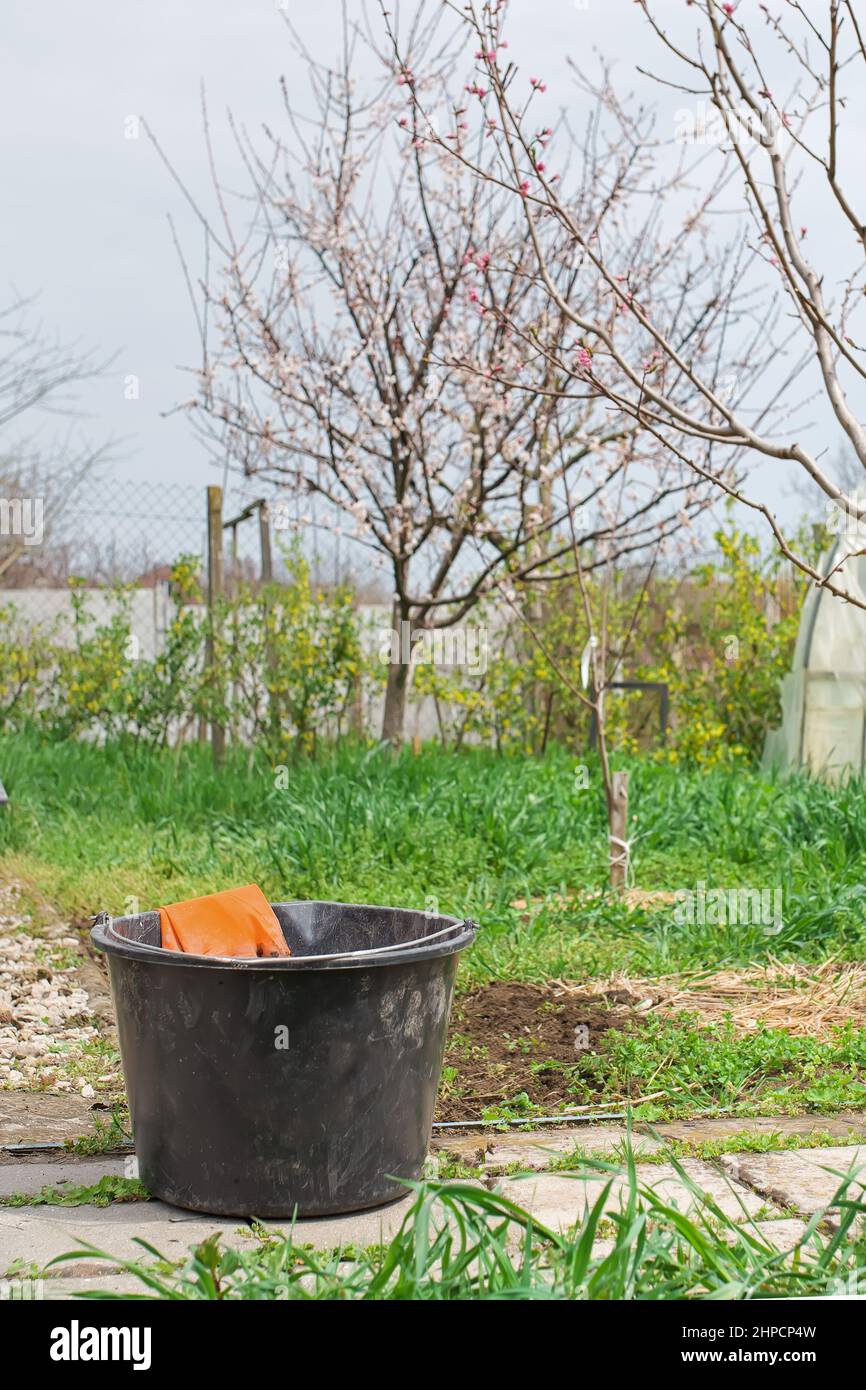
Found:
[92,902,476,1218]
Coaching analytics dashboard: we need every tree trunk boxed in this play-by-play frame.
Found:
[349,667,364,738]
[381,657,410,747]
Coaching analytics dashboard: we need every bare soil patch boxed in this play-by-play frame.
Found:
[436,980,640,1123]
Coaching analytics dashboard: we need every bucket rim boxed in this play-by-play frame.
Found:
[91,899,477,971]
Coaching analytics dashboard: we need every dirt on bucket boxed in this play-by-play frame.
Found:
[435,980,639,1123]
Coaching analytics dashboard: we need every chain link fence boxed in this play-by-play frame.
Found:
[0,476,304,649]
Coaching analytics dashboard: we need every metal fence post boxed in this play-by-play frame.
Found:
[206,485,226,765]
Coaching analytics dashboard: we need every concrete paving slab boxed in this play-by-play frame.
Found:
[737,1218,812,1250]
[497,1159,768,1231]
[479,1124,661,1173]
[0,1201,255,1277]
[650,1159,769,1219]
[0,1155,128,1198]
[794,1143,866,1171]
[655,1113,866,1145]
[0,1093,100,1147]
[720,1146,866,1226]
[560,1216,815,1265]
[41,1273,147,1300]
[433,1112,664,1167]
[431,1133,491,1165]
[256,1192,416,1250]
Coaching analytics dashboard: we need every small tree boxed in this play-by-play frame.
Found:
[156,4,716,745]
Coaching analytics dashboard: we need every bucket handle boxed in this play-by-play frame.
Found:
[285,918,478,964]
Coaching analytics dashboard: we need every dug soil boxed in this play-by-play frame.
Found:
[435,980,640,1123]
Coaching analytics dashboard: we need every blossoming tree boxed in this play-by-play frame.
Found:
[395,0,866,609]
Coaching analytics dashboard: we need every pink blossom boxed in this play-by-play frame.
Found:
[519,180,531,195]
[577,347,592,369]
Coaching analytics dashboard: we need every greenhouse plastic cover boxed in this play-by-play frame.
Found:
[764,519,866,782]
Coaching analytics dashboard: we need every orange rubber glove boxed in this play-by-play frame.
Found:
[159,884,291,958]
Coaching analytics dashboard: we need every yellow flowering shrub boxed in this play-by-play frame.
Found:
[0,604,55,730]
[203,546,361,759]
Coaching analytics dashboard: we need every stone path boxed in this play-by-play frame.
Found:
[2,1111,864,1299]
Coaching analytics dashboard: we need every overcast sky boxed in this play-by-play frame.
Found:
[2,0,862,536]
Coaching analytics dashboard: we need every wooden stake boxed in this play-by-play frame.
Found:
[609,770,630,893]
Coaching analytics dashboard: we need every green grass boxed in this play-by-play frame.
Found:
[579,1015,866,1119]
[68,1106,131,1155]
[2,732,865,1120]
[1,1176,150,1209]
[2,732,866,986]
[47,1159,866,1300]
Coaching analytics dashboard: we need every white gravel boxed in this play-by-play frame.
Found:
[0,884,116,1093]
